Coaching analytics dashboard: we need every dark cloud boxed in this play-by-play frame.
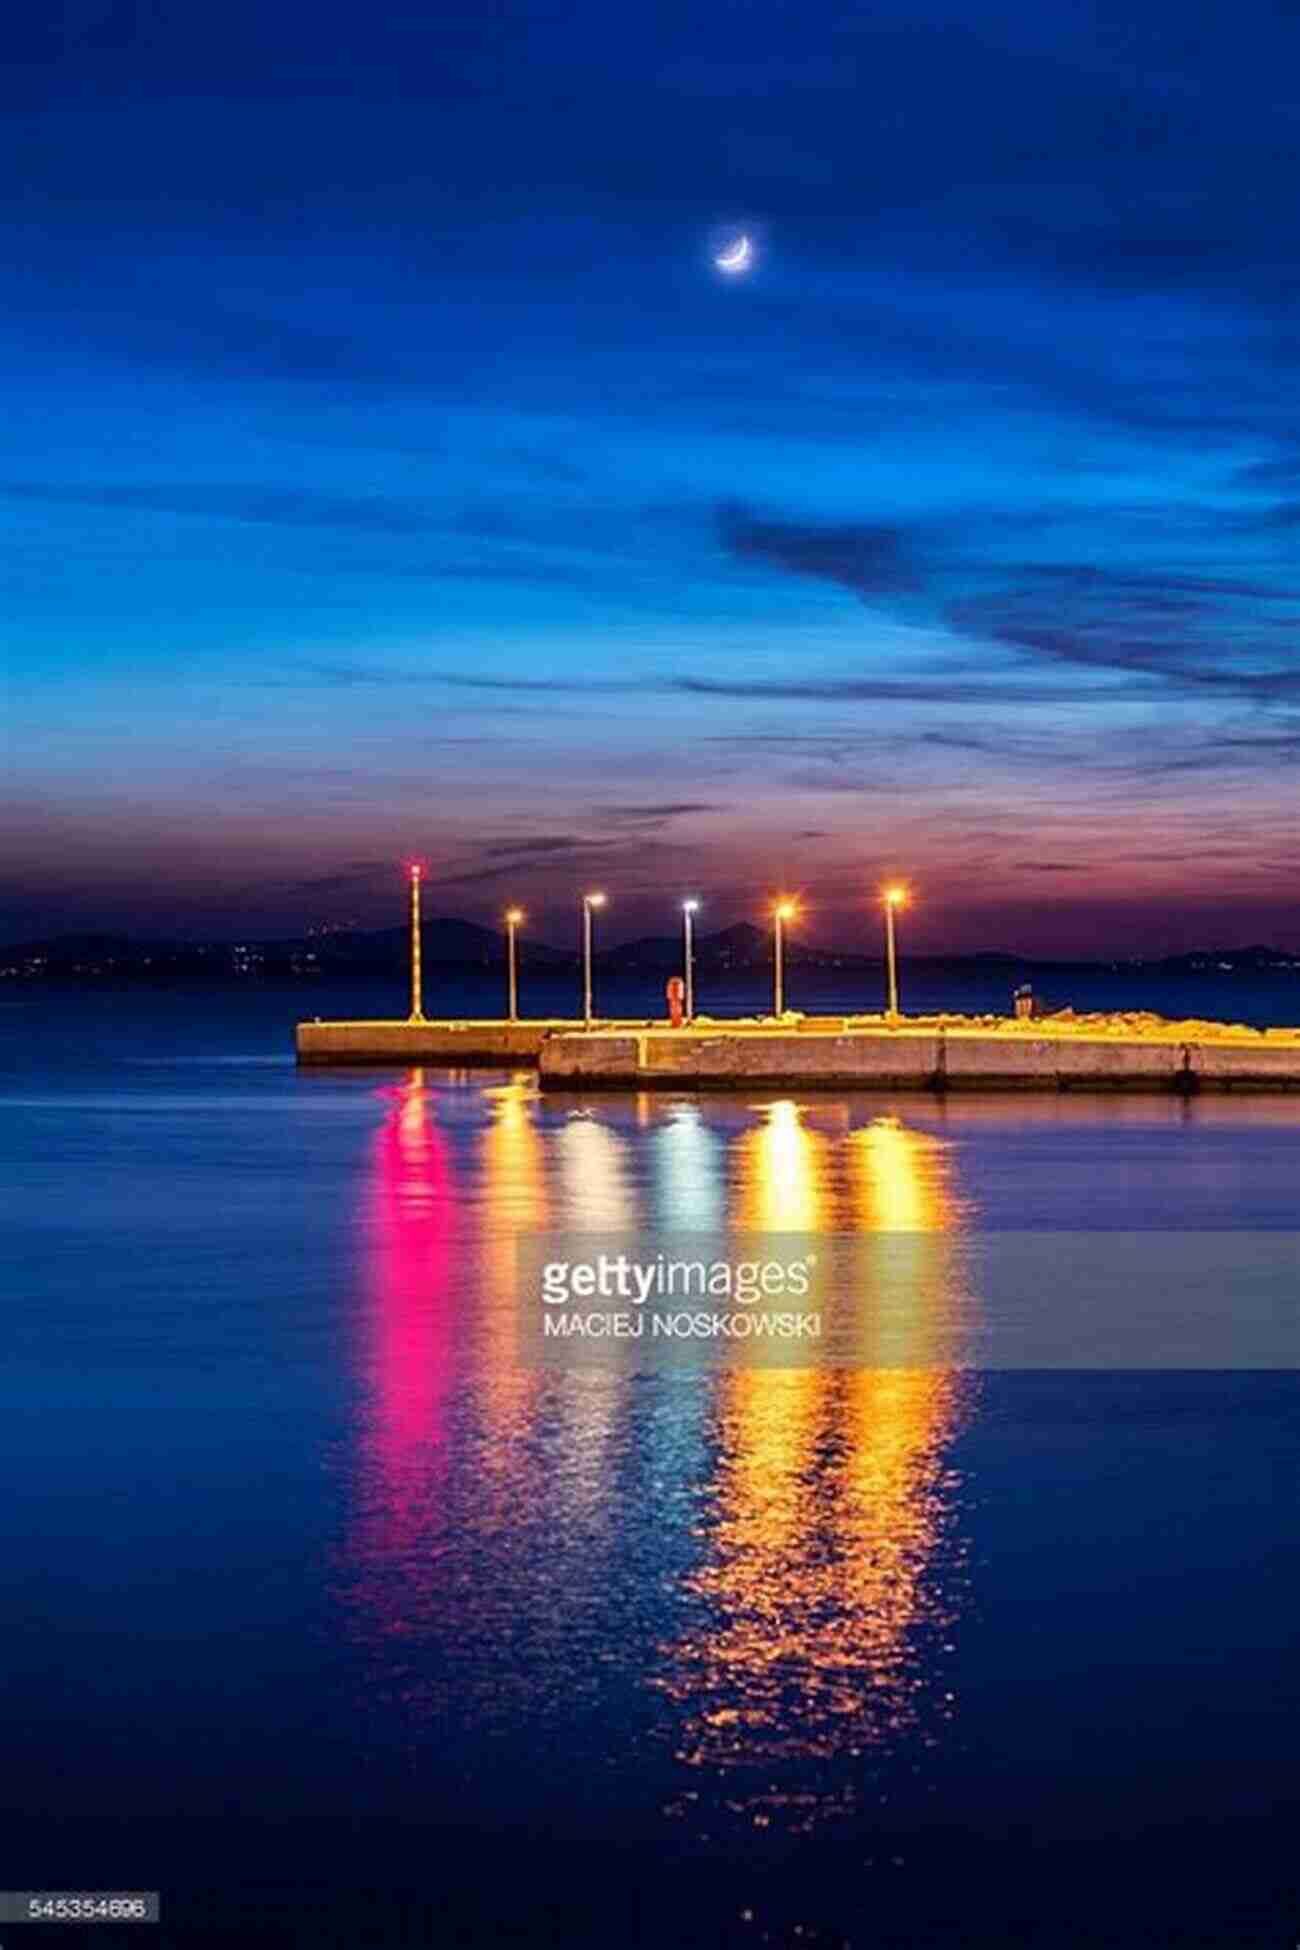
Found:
[479,836,599,859]
[950,565,1300,703]
[1244,501,1300,531]
[251,664,624,699]
[432,671,642,693]
[1218,733,1300,754]
[599,802,721,820]
[1233,450,1300,490]
[719,504,920,598]
[1021,564,1295,606]
[675,674,1119,705]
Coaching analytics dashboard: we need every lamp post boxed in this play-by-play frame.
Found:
[773,900,797,1016]
[682,900,699,1021]
[407,863,425,1024]
[883,885,908,1020]
[504,908,523,1022]
[582,892,606,1025]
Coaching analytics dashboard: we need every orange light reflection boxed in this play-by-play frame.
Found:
[662,1105,972,1828]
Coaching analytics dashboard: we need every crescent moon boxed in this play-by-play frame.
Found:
[714,234,753,274]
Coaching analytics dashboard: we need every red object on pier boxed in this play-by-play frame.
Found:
[666,976,686,1027]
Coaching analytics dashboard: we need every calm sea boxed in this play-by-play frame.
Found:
[0,987,1296,1947]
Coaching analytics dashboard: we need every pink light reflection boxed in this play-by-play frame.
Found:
[356,1067,455,1576]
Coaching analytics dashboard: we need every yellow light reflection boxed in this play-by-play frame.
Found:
[474,1076,547,1503]
[733,1099,833,1231]
[660,1107,972,1829]
[844,1114,968,1368]
[481,1075,549,1231]
[847,1114,950,1233]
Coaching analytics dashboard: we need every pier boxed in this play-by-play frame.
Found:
[297,1017,569,1064]
[296,1015,1300,1090]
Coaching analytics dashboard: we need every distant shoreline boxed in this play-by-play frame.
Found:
[3,926,1297,988]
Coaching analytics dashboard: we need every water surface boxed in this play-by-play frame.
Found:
[1,993,1296,1945]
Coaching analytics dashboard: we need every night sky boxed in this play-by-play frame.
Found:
[4,0,1298,953]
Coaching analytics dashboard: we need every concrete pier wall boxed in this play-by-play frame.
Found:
[941,1034,1188,1090]
[296,1018,559,1064]
[538,1029,946,1088]
[537,1026,1300,1092]
[296,1017,1300,1089]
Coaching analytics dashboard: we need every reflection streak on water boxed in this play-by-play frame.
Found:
[473,1077,546,1511]
[347,1069,454,1648]
[341,1083,973,1822]
[661,1105,970,1820]
[654,1103,726,1231]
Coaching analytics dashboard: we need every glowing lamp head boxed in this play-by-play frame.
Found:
[505,907,524,926]
[774,900,798,923]
[407,861,423,882]
[682,899,700,914]
[883,885,908,908]
[585,891,606,909]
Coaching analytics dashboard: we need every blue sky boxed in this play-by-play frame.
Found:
[3,0,1298,950]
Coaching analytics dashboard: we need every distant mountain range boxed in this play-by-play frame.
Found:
[1,925,1296,985]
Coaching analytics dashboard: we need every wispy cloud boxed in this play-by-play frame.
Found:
[674,674,1121,705]
[949,565,1300,703]
[479,836,601,858]
[598,801,722,821]
[432,671,644,693]
[277,862,391,894]
[1,479,439,535]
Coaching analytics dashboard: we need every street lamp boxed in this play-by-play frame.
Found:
[407,863,425,1024]
[682,900,699,1021]
[773,899,797,1016]
[504,907,524,1022]
[582,892,606,1025]
[882,885,909,1020]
